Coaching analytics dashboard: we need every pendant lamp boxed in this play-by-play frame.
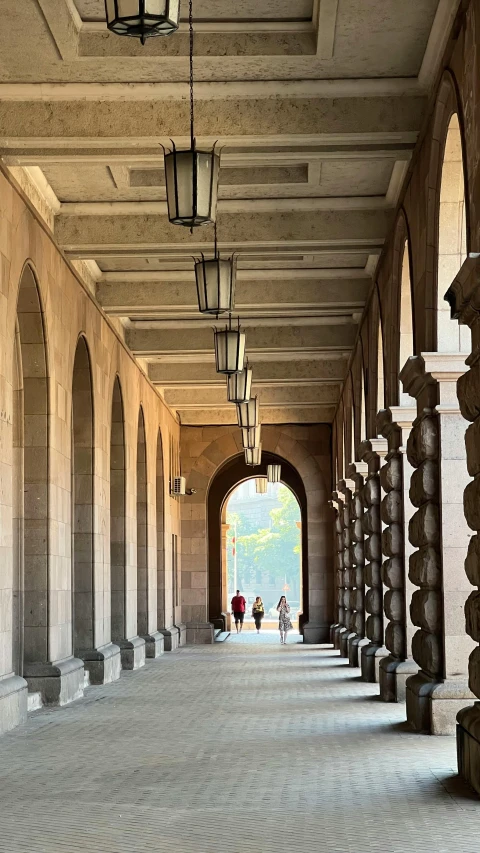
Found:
[267,464,281,483]
[256,478,267,495]
[237,396,259,429]
[227,362,252,404]
[241,425,261,450]
[214,317,245,375]
[104,1,180,43]
[245,446,262,467]
[195,223,236,314]
[164,0,220,226]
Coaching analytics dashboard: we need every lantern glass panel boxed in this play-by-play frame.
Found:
[214,328,245,375]
[267,464,281,483]
[241,425,261,450]
[165,149,220,227]
[227,366,252,404]
[195,257,236,314]
[256,478,267,494]
[237,397,258,429]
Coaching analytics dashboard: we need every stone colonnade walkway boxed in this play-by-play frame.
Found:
[0,640,479,852]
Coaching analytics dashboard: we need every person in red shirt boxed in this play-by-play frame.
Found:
[231,589,246,633]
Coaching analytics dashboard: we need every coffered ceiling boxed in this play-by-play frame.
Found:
[0,0,460,425]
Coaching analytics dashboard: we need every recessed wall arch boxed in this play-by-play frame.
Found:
[156,427,168,631]
[71,334,95,657]
[13,262,50,671]
[427,71,470,352]
[136,406,149,638]
[110,375,126,645]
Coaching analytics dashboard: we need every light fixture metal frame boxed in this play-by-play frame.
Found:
[214,316,246,376]
[245,445,262,467]
[104,0,180,43]
[241,425,261,450]
[237,396,259,429]
[227,361,252,404]
[255,477,268,494]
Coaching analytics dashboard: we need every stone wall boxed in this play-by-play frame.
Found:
[0,164,181,734]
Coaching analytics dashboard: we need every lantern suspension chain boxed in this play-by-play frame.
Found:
[189,0,195,150]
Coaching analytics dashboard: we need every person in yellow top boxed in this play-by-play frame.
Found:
[251,596,265,633]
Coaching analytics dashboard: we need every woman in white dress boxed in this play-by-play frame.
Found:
[276,595,293,644]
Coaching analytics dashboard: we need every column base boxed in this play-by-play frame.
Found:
[303,622,330,644]
[186,622,215,645]
[379,656,418,702]
[24,657,85,706]
[79,643,122,686]
[347,635,364,666]
[457,703,480,795]
[360,643,389,683]
[0,674,28,735]
[333,626,347,651]
[142,632,164,659]
[175,623,187,646]
[116,636,146,671]
[340,630,356,658]
[158,626,180,651]
[406,671,474,735]
[330,623,340,644]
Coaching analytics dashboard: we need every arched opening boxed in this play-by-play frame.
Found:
[136,407,148,638]
[110,377,126,645]
[207,453,308,632]
[399,240,415,403]
[156,429,168,630]
[437,113,469,352]
[224,480,302,631]
[377,317,385,413]
[13,265,49,671]
[71,336,94,657]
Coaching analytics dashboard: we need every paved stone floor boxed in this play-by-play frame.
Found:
[0,642,479,852]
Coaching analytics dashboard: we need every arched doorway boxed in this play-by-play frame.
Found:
[207,452,309,634]
[224,479,302,632]
[71,336,95,660]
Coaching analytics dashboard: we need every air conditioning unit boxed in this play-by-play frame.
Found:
[171,476,186,497]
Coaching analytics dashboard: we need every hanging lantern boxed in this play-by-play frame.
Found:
[237,396,259,429]
[104,1,180,43]
[164,0,220,226]
[241,425,261,450]
[245,446,262,467]
[165,144,220,227]
[214,317,245,375]
[267,464,281,483]
[256,478,268,495]
[194,225,236,314]
[227,362,252,404]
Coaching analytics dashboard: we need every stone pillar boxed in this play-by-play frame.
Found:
[338,480,356,658]
[347,464,368,667]
[400,354,475,734]
[377,407,418,701]
[445,257,480,790]
[358,439,389,682]
[331,493,347,648]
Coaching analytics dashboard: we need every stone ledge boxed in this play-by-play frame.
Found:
[0,675,28,735]
[24,657,85,707]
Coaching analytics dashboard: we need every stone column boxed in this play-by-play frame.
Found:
[400,354,475,734]
[445,257,480,791]
[221,523,230,631]
[338,480,356,658]
[378,407,418,701]
[358,439,389,682]
[347,464,368,667]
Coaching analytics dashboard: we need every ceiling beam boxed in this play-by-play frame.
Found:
[126,323,357,357]
[55,209,392,253]
[149,358,349,385]
[175,405,337,425]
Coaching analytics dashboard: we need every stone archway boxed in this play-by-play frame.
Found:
[208,451,308,631]
[181,424,333,644]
